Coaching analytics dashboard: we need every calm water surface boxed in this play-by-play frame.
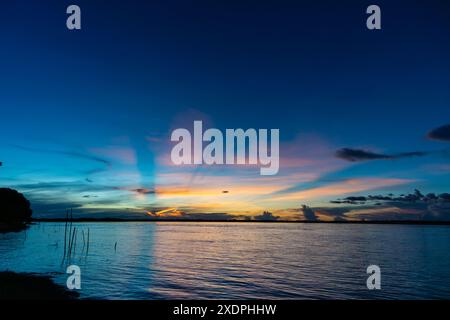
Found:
[1,222,450,299]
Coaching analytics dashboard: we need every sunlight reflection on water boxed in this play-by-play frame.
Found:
[1,222,450,299]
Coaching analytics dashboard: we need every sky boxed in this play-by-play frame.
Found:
[1,0,450,220]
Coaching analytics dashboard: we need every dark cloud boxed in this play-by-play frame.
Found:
[368,195,394,201]
[346,196,367,201]
[426,202,450,220]
[11,145,111,173]
[427,124,450,142]
[15,181,116,193]
[439,193,450,201]
[331,196,367,204]
[313,206,358,218]
[12,145,110,165]
[396,151,429,158]
[325,189,450,221]
[335,148,428,162]
[300,205,317,221]
[335,148,390,161]
[330,189,449,206]
[131,188,155,195]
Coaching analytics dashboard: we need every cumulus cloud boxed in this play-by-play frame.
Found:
[335,148,428,162]
[331,189,450,205]
[326,189,450,221]
[300,204,317,221]
[427,124,450,142]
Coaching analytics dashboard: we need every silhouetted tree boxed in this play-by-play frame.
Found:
[0,188,32,222]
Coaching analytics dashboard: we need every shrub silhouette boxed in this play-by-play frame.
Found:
[0,188,32,222]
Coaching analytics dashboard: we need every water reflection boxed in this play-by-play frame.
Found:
[1,222,450,299]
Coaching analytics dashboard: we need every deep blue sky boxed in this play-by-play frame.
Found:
[1,1,449,219]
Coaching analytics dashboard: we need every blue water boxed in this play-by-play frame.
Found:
[1,222,450,299]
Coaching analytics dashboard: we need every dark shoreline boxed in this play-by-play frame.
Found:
[31,218,450,226]
[0,221,30,233]
[0,271,78,300]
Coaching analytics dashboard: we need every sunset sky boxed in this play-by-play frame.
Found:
[1,1,450,220]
